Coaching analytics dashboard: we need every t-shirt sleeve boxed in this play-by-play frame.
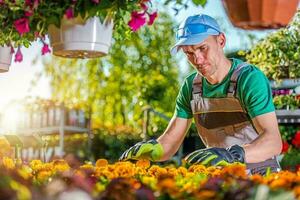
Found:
[174,78,193,119]
[238,67,275,119]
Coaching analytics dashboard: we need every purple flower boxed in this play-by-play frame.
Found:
[128,11,146,32]
[14,18,30,35]
[15,47,23,62]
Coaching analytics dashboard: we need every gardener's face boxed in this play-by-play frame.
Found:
[181,34,225,77]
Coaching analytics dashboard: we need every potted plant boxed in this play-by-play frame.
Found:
[222,0,299,29]
[0,0,158,60]
[0,45,13,72]
[222,0,299,30]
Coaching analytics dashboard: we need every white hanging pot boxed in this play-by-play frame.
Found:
[48,16,113,58]
[0,45,12,73]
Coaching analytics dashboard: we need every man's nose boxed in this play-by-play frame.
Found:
[193,52,204,64]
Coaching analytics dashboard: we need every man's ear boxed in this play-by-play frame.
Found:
[217,33,226,48]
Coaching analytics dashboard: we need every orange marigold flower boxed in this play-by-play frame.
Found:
[136,159,150,169]
[177,167,187,176]
[96,159,108,167]
[221,164,247,179]
[293,185,300,198]
[269,179,288,189]
[194,189,216,199]
[250,174,264,184]
[157,177,176,190]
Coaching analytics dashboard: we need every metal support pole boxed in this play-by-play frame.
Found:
[59,103,65,157]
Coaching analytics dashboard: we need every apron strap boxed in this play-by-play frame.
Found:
[227,62,250,97]
[192,73,203,100]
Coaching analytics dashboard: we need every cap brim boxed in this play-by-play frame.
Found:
[170,32,219,56]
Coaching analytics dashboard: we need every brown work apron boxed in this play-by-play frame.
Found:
[190,62,280,175]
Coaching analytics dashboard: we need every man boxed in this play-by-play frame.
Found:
[120,14,282,175]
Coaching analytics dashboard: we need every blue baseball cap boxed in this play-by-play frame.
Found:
[170,14,222,55]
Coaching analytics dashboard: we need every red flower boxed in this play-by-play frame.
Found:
[292,131,300,148]
[281,140,289,153]
[296,164,300,172]
[128,11,146,32]
[14,18,30,35]
[41,42,51,55]
[14,47,23,62]
[65,7,74,19]
[147,12,157,25]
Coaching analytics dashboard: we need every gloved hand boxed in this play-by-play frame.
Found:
[184,145,245,166]
[119,139,164,161]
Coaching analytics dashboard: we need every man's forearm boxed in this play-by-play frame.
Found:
[243,130,282,163]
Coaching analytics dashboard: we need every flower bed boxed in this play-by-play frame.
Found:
[0,158,299,200]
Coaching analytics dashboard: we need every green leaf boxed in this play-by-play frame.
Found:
[192,0,207,7]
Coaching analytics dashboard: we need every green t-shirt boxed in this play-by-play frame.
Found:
[175,58,275,119]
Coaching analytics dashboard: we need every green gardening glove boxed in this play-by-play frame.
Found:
[119,139,164,161]
[184,145,245,167]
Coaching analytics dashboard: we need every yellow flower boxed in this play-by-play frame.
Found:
[96,159,108,167]
[29,159,43,171]
[17,166,32,180]
[52,159,70,172]
[36,170,53,183]
[10,180,31,200]
[2,157,15,169]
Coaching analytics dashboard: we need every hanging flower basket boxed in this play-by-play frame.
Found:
[0,46,13,73]
[48,17,113,58]
[222,0,299,29]
[0,0,158,61]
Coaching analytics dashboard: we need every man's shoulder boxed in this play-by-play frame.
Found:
[183,71,198,85]
[232,59,266,81]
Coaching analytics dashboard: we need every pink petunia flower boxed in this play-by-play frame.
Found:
[41,42,51,55]
[14,18,30,35]
[140,2,148,10]
[15,47,23,62]
[25,0,39,9]
[92,0,100,3]
[65,7,74,19]
[128,11,146,32]
[147,11,157,25]
[25,11,33,17]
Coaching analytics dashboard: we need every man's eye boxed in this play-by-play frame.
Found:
[199,46,207,51]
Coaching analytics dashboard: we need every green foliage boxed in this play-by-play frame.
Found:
[41,12,179,137]
[91,128,140,162]
[280,148,300,171]
[273,95,300,110]
[245,10,300,80]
